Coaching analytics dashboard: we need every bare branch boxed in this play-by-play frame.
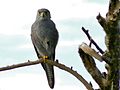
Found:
[46,60,94,90]
[81,27,104,54]
[0,59,94,90]
[79,43,103,62]
[78,48,107,89]
[80,43,111,64]
[96,13,108,34]
[0,59,43,71]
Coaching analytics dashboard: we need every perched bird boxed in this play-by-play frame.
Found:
[31,8,59,89]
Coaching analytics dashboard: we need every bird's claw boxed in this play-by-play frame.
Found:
[42,56,49,63]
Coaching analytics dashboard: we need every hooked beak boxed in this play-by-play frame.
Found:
[40,12,46,17]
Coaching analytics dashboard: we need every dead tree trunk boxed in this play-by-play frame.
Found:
[97,0,120,89]
[79,0,120,90]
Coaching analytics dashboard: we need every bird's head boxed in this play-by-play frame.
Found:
[36,8,51,20]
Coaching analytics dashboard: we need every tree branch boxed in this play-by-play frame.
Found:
[0,59,43,71]
[81,27,104,54]
[79,42,103,62]
[46,60,94,90]
[0,59,94,90]
[78,48,108,90]
[80,43,111,64]
[96,13,109,34]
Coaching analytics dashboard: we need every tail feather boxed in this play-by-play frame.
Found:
[45,64,54,88]
[41,63,54,89]
[41,54,55,89]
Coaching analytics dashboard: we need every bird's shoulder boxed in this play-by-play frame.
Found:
[32,19,57,33]
[32,19,55,27]
[31,19,58,38]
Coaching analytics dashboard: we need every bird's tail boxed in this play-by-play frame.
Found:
[45,64,54,89]
[41,60,55,89]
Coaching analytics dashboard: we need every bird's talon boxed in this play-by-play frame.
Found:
[43,56,48,59]
[43,56,48,63]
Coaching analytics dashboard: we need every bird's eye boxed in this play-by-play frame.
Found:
[44,11,47,15]
[39,11,41,14]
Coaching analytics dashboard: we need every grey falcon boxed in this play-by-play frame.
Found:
[31,8,59,89]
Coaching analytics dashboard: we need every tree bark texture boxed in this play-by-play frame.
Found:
[96,0,120,89]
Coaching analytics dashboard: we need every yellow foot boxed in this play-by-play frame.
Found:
[42,56,49,63]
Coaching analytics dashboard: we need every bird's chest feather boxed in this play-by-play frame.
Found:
[34,20,55,40]
[40,20,54,31]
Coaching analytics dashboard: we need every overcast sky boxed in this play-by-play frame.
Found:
[0,0,109,90]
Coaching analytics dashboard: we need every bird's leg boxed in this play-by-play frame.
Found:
[42,56,49,63]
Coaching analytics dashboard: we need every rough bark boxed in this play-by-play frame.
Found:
[96,0,120,89]
[79,0,120,89]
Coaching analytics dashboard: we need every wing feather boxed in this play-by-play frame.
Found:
[31,19,58,89]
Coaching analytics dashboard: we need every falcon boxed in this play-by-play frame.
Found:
[31,8,59,89]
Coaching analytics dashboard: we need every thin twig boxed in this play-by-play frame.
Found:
[81,27,104,54]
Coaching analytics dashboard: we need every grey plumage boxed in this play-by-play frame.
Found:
[31,8,59,89]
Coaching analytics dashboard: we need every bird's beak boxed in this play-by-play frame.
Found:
[40,12,46,17]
